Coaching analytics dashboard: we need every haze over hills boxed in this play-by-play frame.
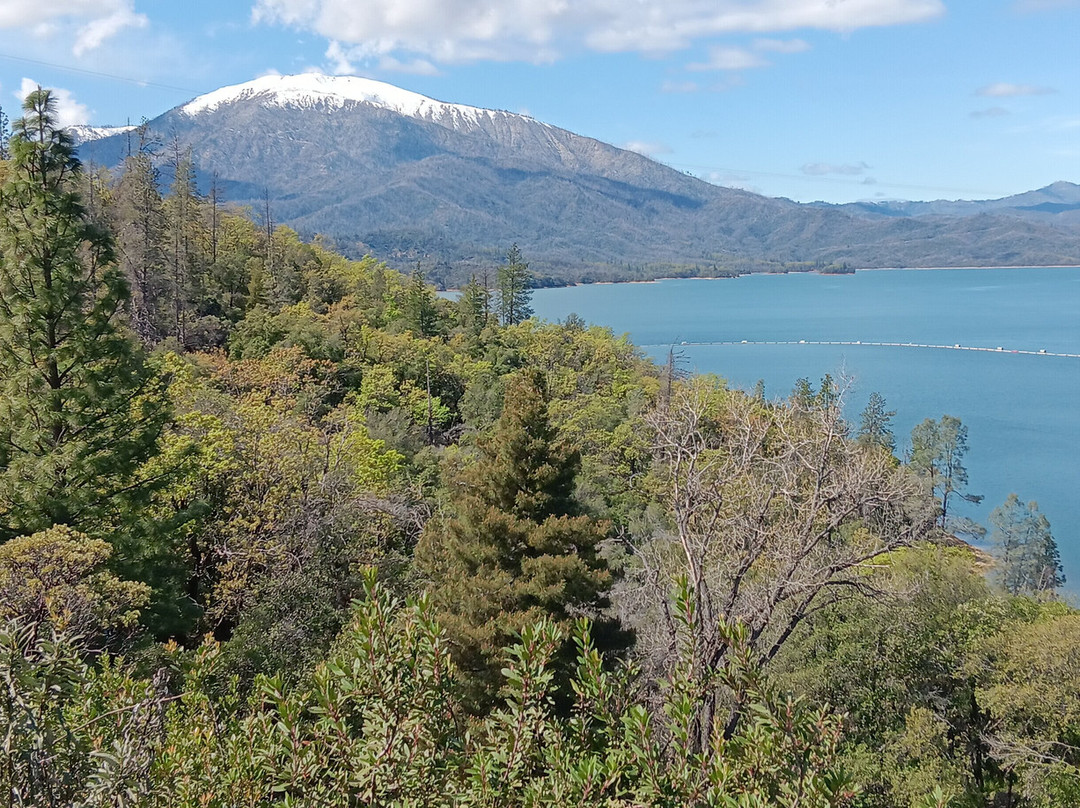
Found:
[77,74,1080,285]
[816,181,1080,226]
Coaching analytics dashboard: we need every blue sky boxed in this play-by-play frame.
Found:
[0,0,1076,203]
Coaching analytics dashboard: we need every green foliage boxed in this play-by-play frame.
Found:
[908,415,981,532]
[857,391,897,455]
[0,525,149,643]
[0,89,169,541]
[989,493,1064,596]
[966,609,1080,806]
[0,570,856,807]
[496,243,533,326]
[418,368,623,710]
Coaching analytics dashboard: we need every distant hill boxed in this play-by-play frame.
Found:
[78,74,1080,285]
[816,181,1080,227]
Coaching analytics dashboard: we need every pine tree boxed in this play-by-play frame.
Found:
[857,391,896,454]
[403,263,440,337]
[990,494,1064,595]
[417,369,621,710]
[495,243,533,326]
[908,415,981,530]
[457,273,490,343]
[165,142,205,345]
[112,123,167,344]
[0,89,168,541]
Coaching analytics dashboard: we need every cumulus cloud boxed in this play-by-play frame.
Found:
[252,0,942,63]
[622,140,673,157]
[801,161,871,176]
[16,78,92,127]
[977,82,1054,97]
[0,0,147,56]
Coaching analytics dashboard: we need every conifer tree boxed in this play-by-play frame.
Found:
[418,368,620,710]
[857,391,896,454]
[908,415,981,530]
[0,89,168,541]
[112,123,167,344]
[495,243,532,326]
[457,273,490,343]
[403,263,440,337]
[990,494,1064,595]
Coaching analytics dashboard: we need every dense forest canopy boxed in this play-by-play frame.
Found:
[1,89,1077,808]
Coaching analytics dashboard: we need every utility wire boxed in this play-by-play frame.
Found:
[0,53,198,95]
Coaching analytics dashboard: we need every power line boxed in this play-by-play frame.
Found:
[0,53,198,95]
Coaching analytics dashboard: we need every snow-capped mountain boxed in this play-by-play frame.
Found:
[69,124,136,146]
[181,73,538,134]
[76,74,1080,283]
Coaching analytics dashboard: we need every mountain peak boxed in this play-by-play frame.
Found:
[180,72,529,131]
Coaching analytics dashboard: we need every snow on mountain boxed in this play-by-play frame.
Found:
[69,124,136,146]
[180,73,536,132]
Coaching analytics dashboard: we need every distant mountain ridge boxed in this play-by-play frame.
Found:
[77,74,1080,285]
[816,181,1080,226]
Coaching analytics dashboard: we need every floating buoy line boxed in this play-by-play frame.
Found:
[655,340,1080,358]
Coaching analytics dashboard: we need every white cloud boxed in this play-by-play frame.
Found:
[752,37,810,53]
[325,40,357,74]
[73,5,147,56]
[977,82,1055,97]
[16,78,92,127]
[252,0,943,63]
[622,140,673,157]
[801,161,871,176]
[0,0,147,56]
[688,46,768,71]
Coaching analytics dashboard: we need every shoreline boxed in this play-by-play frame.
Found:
[444,265,1080,293]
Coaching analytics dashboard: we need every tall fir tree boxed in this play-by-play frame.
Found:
[112,123,167,344]
[417,368,622,711]
[456,273,490,344]
[857,391,896,454]
[165,142,205,346]
[0,89,168,541]
[403,263,440,337]
[495,243,533,326]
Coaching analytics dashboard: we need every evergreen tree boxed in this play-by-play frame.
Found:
[908,415,981,530]
[457,273,490,343]
[112,123,167,344]
[403,263,440,337]
[857,391,896,454]
[990,494,1064,595]
[495,243,533,326]
[165,142,205,345]
[417,369,621,710]
[0,89,168,541]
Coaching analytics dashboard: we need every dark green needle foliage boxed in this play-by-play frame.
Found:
[418,368,623,711]
[0,89,168,541]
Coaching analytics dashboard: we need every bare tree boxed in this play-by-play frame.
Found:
[621,378,936,748]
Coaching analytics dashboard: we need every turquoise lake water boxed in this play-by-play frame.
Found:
[530,267,1080,585]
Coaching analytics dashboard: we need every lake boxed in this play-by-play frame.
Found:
[531,267,1080,586]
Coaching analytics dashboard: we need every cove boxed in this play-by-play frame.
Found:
[531,267,1080,586]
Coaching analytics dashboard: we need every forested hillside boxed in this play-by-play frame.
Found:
[76,73,1080,286]
[3,89,1079,808]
